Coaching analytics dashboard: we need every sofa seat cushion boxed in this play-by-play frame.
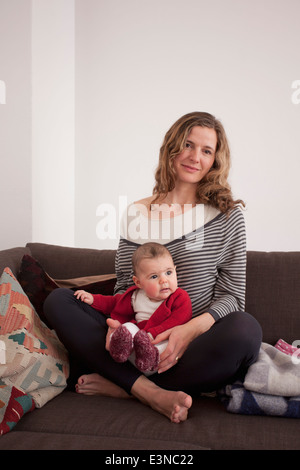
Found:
[1,391,299,450]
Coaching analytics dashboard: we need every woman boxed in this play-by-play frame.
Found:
[44,112,262,423]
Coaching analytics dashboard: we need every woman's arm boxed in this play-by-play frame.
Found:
[207,207,247,321]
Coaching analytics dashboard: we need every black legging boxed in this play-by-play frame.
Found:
[43,288,262,396]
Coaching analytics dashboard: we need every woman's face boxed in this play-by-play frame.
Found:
[173,126,217,186]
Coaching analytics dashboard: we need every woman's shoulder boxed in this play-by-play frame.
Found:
[120,196,152,219]
[203,204,245,233]
[119,196,152,240]
[133,195,153,208]
[221,204,246,231]
[228,204,245,220]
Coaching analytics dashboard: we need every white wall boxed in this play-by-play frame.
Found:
[0,0,75,250]
[75,0,300,251]
[0,0,32,250]
[32,0,75,246]
[1,0,300,252]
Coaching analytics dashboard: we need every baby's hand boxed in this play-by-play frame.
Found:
[74,290,93,305]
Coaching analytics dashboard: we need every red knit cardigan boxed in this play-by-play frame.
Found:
[92,286,192,339]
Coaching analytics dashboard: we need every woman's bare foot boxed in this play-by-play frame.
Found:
[131,376,192,423]
[76,373,130,399]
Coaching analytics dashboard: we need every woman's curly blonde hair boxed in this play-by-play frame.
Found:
[152,112,244,213]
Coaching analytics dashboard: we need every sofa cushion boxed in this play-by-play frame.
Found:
[54,273,116,294]
[18,254,116,327]
[0,268,69,435]
[26,243,116,279]
[245,251,300,344]
[17,255,59,326]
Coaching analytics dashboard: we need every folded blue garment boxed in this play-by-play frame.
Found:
[218,381,300,418]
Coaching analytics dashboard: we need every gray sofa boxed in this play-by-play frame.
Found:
[0,242,299,451]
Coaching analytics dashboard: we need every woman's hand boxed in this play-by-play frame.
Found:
[105,318,121,351]
[152,313,215,373]
[152,322,194,373]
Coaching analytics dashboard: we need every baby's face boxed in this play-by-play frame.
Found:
[133,255,177,302]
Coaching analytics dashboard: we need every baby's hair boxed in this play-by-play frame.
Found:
[132,242,173,275]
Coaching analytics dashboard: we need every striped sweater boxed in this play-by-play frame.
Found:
[114,204,246,321]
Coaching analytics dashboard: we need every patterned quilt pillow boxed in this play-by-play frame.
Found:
[0,267,69,435]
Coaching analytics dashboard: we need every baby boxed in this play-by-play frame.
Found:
[74,242,192,373]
